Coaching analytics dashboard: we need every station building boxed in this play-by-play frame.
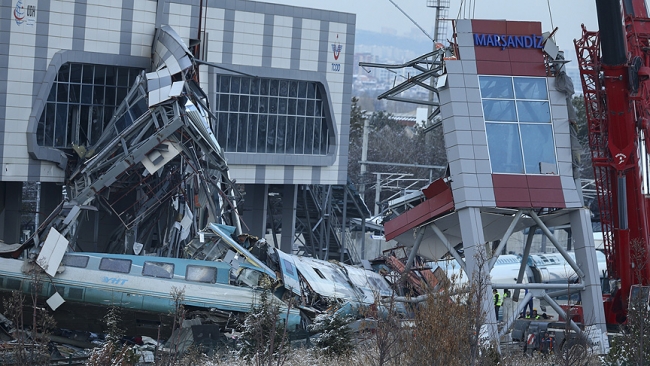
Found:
[0,0,355,253]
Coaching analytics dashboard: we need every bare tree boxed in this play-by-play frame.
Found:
[0,259,56,365]
[403,246,499,366]
[356,294,409,366]
[238,279,291,366]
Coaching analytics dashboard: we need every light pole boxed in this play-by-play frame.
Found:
[359,111,370,198]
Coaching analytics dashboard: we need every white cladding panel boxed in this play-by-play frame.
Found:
[0,0,354,186]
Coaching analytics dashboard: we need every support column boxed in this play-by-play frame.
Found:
[570,208,610,354]
[280,184,297,254]
[0,182,23,244]
[458,207,499,346]
[241,184,268,237]
[39,182,61,227]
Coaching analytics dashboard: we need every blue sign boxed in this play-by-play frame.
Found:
[474,34,544,50]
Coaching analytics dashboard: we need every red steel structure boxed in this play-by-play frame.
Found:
[575,0,650,324]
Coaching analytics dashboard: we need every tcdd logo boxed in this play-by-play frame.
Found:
[331,34,342,60]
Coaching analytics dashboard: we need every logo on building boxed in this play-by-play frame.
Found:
[331,34,342,60]
[473,33,543,50]
[14,0,36,26]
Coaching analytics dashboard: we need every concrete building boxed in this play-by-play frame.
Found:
[0,0,356,256]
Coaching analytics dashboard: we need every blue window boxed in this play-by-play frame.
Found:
[99,258,132,274]
[186,265,217,284]
[485,123,524,174]
[516,101,550,123]
[482,100,517,122]
[480,76,556,174]
[479,76,514,98]
[143,261,175,279]
[62,255,89,268]
[514,77,548,100]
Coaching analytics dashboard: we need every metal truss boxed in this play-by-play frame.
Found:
[24,26,241,257]
[358,48,447,124]
[575,26,616,277]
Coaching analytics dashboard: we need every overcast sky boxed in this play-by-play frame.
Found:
[271,0,599,53]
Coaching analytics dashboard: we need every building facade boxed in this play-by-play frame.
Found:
[0,0,355,249]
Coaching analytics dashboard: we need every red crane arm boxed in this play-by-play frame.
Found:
[576,0,650,324]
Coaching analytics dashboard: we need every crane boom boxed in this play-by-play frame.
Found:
[576,0,650,324]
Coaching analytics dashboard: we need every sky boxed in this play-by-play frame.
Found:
[270,0,600,54]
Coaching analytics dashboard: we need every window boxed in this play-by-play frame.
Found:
[99,258,132,273]
[282,259,295,276]
[186,265,217,284]
[236,268,262,288]
[480,76,557,174]
[214,76,330,155]
[37,63,144,149]
[142,261,174,279]
[311,268,326,279]
[62,255,89,268]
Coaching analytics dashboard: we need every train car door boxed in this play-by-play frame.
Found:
[276,250,301,295]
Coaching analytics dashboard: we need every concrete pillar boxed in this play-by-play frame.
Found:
[241,184,268,237]
[458,207,499,346]
[39,182,62,227]
[570,208,610,354]
[0,182,23,244]
[280,184,297,254]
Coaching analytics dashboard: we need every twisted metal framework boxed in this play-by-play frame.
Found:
[358,49,447,125]
[24,26,241,257]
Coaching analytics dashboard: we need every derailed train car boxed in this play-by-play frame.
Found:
[0,222,397,337]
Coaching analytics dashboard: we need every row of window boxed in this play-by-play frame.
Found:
[57,63,136,87]
[479,76,557,175]
[214,75,330,155]
[63,255,219,284]
[217,95,324,117]
[218,76,319,99]
[37,63,333,158]
[215,113,329,154]
[37,63,142,148]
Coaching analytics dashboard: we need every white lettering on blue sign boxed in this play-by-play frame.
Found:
[473,34,544,50]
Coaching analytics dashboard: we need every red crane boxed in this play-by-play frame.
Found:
[575,0,650,324]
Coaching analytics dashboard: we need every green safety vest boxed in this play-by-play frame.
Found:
[494,293,503,306]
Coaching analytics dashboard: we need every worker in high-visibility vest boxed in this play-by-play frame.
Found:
[493,289,502,321]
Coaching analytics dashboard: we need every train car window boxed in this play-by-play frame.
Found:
[143,261,174,279]
[99,258,132,273]
[313,268,326,279]
[237,268,262,288]
[62,255,89,268]
[282,259,295,276]
[186,265,217,284]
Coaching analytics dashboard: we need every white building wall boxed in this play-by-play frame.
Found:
[4,1,40,181]
[0,0,354,186]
